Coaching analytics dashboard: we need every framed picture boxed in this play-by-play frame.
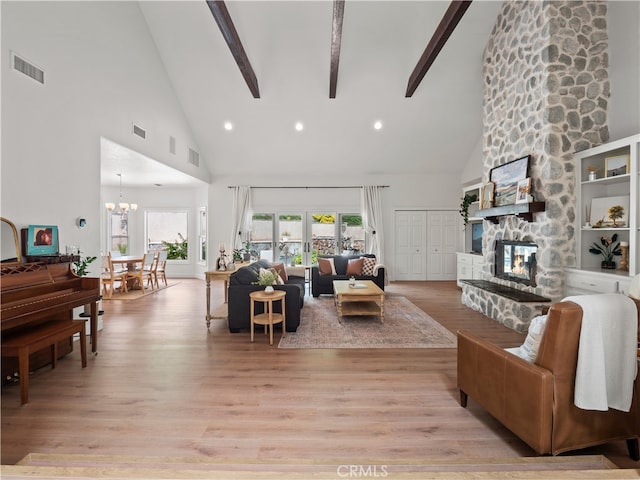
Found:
[605,154,629,177]
[480,182,495,209]
[515,178,531,204]
[21,225,59,256]
[489,155,530,206]
[590,195,629,228]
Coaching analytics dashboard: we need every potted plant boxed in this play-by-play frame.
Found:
[459,193,478,227]
[253,269,279,293]
[73,254,97,277]
[589,234,622,269]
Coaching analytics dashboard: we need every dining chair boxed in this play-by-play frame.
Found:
[109,250,122,258]
[101,255,128,299]
[154,251,168,288]
[127,253,155,292]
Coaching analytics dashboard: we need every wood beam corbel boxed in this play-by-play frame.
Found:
[329,0,345,99]
[206,0,260,98]
[405,0,472,97]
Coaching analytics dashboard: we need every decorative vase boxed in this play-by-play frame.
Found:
[264,285,274,294]
[589,171,597,181]
[601,260,616,269]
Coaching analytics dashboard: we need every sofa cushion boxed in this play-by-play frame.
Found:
[270,262,288,283]
[318,257,336,275]
[268,267,285,285]
[346,258,364,276]
[361,256,376,276]
[232,265,259,285]
[506,314,548,362]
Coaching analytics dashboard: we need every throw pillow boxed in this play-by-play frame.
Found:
[270,262,288,283]
[318,257,336,276]
[268,267,285,285]
[346,258,364,276]
[505,314,549,363]
[361,256,376,276]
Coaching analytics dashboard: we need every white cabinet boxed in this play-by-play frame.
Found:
[567,134,639,295]
[457,252,484,287]
[565,268,631,296]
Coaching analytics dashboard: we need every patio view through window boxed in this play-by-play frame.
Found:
[146,210,188,260]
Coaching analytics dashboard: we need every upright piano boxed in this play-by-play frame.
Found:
[1,261,101,379]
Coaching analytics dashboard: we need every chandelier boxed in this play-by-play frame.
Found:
[105,173,137,213]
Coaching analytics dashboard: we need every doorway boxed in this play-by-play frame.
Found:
[394,210,458,281]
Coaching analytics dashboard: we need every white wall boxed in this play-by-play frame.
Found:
[459,1,640,185]
[1,2,208,267]
[608,0,640,140]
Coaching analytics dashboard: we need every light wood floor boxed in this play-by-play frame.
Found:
[1,279,636,469]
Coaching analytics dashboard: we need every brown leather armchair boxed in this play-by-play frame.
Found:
[457,299,640,459]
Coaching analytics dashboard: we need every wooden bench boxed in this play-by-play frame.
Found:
[1,320,87,405]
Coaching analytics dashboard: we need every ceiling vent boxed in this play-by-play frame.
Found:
[188,148,200,168]
[169,136,176,155]
[132,124,146,139]
[12,52,44,84]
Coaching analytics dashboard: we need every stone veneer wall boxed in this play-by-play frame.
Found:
[462,1,610,331]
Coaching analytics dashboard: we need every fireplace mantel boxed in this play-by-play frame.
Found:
[476,201,546,224]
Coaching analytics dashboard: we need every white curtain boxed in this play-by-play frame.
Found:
[361,185,384,264]
[230,186,252,251]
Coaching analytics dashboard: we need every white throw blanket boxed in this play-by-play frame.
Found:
[563,294,637,412]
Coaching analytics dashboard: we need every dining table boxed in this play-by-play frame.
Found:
[109,255,145,290]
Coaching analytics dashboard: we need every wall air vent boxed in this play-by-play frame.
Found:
[132,124,146,139]
[188,148,200,167]
[169,136,176,155]
[12,52,44,84]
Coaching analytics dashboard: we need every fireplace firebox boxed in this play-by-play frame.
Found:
[494,240,538,287]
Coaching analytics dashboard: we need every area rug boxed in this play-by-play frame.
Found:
[103,282,177,301]
[278,296,457,349]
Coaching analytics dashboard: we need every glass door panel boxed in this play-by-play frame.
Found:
[278,213,303,266]
[249,213,274,261]
[339,214,365,255]
[310,213,336,258]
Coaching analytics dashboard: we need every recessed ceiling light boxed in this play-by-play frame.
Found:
[295,122,304,132]
[373,120,383,130]
[224,122,233,131]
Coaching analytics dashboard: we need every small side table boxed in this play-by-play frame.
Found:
[249,290,286,345]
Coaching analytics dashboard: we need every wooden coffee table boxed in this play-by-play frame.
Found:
[333,280,385,323]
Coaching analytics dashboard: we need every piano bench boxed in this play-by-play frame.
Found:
[1,320,87,405]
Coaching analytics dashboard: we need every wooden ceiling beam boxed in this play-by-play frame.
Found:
[206,0,260,98]
[329,0,345,99]
[405,0,472,97]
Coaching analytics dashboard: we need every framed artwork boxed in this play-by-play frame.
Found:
[489,155,530,206]
[515,178,531,204]
[22,225,59,256]
[480,182,495,209]
[590,195,629,228]
[605,154,629,177]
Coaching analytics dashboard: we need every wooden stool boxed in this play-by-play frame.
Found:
[1,320,87,405]
[249,290,286,345]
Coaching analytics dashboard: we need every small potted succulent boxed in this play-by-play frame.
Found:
[589,234,622,269]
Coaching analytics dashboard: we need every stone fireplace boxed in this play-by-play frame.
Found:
[462,1,610,331]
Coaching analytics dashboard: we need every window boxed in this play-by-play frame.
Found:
[110,212,129,254]
[146,210,188,260]
[198,207,207,264]
[249,213,273,260]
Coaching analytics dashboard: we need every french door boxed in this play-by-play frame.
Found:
[278,212,336,266]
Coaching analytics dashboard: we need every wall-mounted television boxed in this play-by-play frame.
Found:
[471,223,483,254]
[21,225,59,256]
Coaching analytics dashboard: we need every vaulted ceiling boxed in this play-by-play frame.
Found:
[107,1,503,185]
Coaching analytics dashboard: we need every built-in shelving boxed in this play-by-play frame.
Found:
[566,133,639,296]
